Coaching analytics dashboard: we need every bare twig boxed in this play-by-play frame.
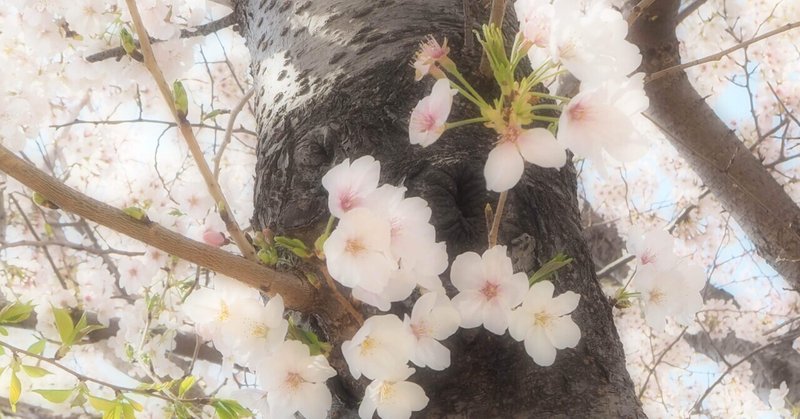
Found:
[647,21,800,82]
[0,144,313,311]
[676,0,707,23]
[85,14,237,63]
[488,191,508,247]
[627,0,657,25]
[124,0,257,261]
[8,195,69,289]
[213,87,255,180]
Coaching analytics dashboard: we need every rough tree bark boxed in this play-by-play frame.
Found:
[235,0,643,416]
[629,0,800,286]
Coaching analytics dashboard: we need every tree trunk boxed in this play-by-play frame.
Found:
[234,0,643,416]
[628,0,800,286]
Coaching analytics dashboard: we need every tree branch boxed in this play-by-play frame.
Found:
[124,1,257,262]
[0,144,313,311]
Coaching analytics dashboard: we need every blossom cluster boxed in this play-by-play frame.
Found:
[408,0,651,192]
[625,229,705,331]
[183,277,336,419]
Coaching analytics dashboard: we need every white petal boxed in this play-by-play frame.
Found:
[450,251,484,291]
[482,303,510,335]
[524,280,555,309]
[525,327,557,366]
[517,128,566,168]
[411,338,451,370]
[484,141,525,192]
[297,382,332,419]
[551,290,580,316]
[452,291,484,329]
[546,316,581,349]
[507,308,528,341]
[481,245,514,280]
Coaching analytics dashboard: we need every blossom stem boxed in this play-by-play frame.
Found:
[529,91,571,102]
[446,68,490,108]
[324,215,336,236]
[530,104,563,112]
[488,191,508,247]
[320,265,364,325]
[530,115,560,123]
[445,117,490,130]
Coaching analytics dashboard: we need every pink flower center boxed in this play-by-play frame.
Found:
[640,250,656,265]
[480,281,500,300]
[568,101,587,122]
[419,112,437,132]
[339,189,358,212]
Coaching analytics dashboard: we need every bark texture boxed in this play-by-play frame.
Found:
[629,0,800,286]
[235,0,643,416]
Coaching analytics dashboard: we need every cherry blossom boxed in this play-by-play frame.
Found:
[548,0,641,85]
[358,367,430,419]
[324,207,396,293]
[256,340,337,419]
[626,228,679,271]
[450,245,530,334]
[508,280,581,366]
[342,315,414,380]
[409,78,457,147]
[412,36,450,81]
[202,229,227,247]
[557,74,649,172]
[769,381,790,416]
[228,295,288,365]
[514,0,554,70]
[632,264,705,331]
[321,155,381,217]
[484,125,567,192]
[404,292,461,370]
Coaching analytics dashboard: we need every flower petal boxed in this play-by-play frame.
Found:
[484,141,525,192]
[517,128,566,168]
[525,327,557,366]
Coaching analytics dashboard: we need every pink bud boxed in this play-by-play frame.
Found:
[203,230,228,247]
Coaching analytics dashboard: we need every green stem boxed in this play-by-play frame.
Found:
[530,115,560,123]
[529,91,571,102]
[324,215,335,235]
[446,68,489,108]
[530,104,563,112]
[445,117,490,130]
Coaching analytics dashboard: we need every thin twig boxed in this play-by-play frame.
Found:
[321,266,365,325]
[676,0,708,23]
[213,87,255,180]
[124,0,256,261]
[8,195,69,289]
[488,191,508,247]
[627,0,657,25]
[690,340,777,412]
[85,14,237,63]
[648,21,800,82]
[0,240,144,256]
[637,327,688,399]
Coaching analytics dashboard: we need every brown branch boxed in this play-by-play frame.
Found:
[479,0,507,77]
[85,14,237,63]
[676,0,707,23]
[488,191,508,247]
[0,144,313,311]
[647,21,800,82]
[626,0,657,25]
[124,1,257,262]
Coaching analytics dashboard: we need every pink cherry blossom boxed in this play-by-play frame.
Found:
[321,155,381,218]
[412,36,450,81]
[409,78,457,147]
[484,125,566,192]
[202,230,228,247]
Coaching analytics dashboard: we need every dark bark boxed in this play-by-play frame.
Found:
[628,0,800,287]
[235,0,643,417]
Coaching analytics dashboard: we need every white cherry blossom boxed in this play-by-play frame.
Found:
[557,74,649,172]
[409,78,457,147]
[256,340,336,419]
[324,207,396,293]
[322,155,381,217]
[450,245,530,334]
[412,36,450,81]
[342,315,414,380]
[404,292,461,370]
[484,126,566,192]
[229,295,288,366]
[358,367,430,419]
[633,263,705,331]
[508,280,581,366]
[626,228,679,271]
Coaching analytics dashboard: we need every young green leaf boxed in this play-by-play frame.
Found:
[178,375,196,398]
[51,306,75,345]
[173,80,189,119]
[9,371,21,413]
[27,339,46,356]
[529,253,574,285]
[21,365,51,378]
[0,301,34,324]
[33,388,75,404]
[122,206,148,221]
